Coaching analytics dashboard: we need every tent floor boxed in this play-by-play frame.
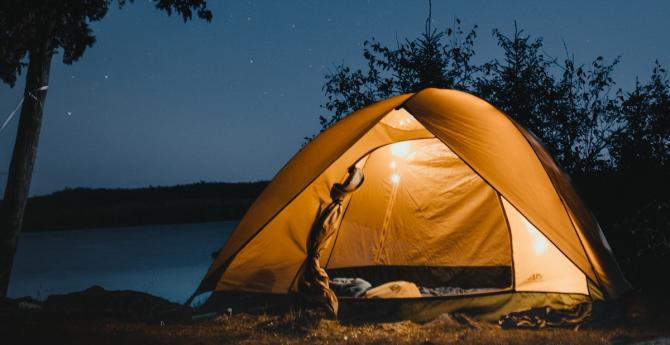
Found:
[197,291,592,323]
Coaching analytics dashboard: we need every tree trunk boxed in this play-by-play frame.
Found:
[0,41,53,297]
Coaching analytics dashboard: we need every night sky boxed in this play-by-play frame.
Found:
[1,0,669,196]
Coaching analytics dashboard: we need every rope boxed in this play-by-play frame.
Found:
[0,85,48,134]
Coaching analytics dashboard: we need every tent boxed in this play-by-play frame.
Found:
[194,88,630,322]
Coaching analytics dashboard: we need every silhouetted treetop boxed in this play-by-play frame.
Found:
[0,0,212,87]
[320,17,478,130]
[318,16,668,175]
[612,61,670,170]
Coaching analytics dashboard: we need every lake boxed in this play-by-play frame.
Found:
[7,221,235,304]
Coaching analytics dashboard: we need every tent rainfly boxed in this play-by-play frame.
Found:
[193,88,630,322]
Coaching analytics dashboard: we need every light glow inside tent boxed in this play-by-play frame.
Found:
[330,138,512,271]
[524,217,549,255]
[391,141,411,157]
[389,160,397,169]
[501,197,588,294]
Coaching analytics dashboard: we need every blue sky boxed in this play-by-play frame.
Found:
[1,0,669,196]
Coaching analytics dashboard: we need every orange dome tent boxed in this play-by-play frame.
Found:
[193,88,629,321]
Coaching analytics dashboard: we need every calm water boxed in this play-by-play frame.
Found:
[7,221,235,303]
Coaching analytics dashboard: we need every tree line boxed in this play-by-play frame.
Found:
[318,19,669,175]
[22,181,267,232]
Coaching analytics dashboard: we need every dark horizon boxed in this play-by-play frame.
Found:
[2,0,669,196]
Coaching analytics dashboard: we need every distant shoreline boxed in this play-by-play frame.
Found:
[13,168,669,233]
[20,220,239,234]
[19,181,268,232]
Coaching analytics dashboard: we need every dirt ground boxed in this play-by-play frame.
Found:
[3,311,670,345]
[2,286,670,345]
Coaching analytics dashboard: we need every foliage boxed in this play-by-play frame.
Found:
[476,24,558,140]
[319,17,478,130]
[553,55,623,172]
[317,18,669,175]
[611,62,670,170]
[474,24,623,172]
[0,0,212,87]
